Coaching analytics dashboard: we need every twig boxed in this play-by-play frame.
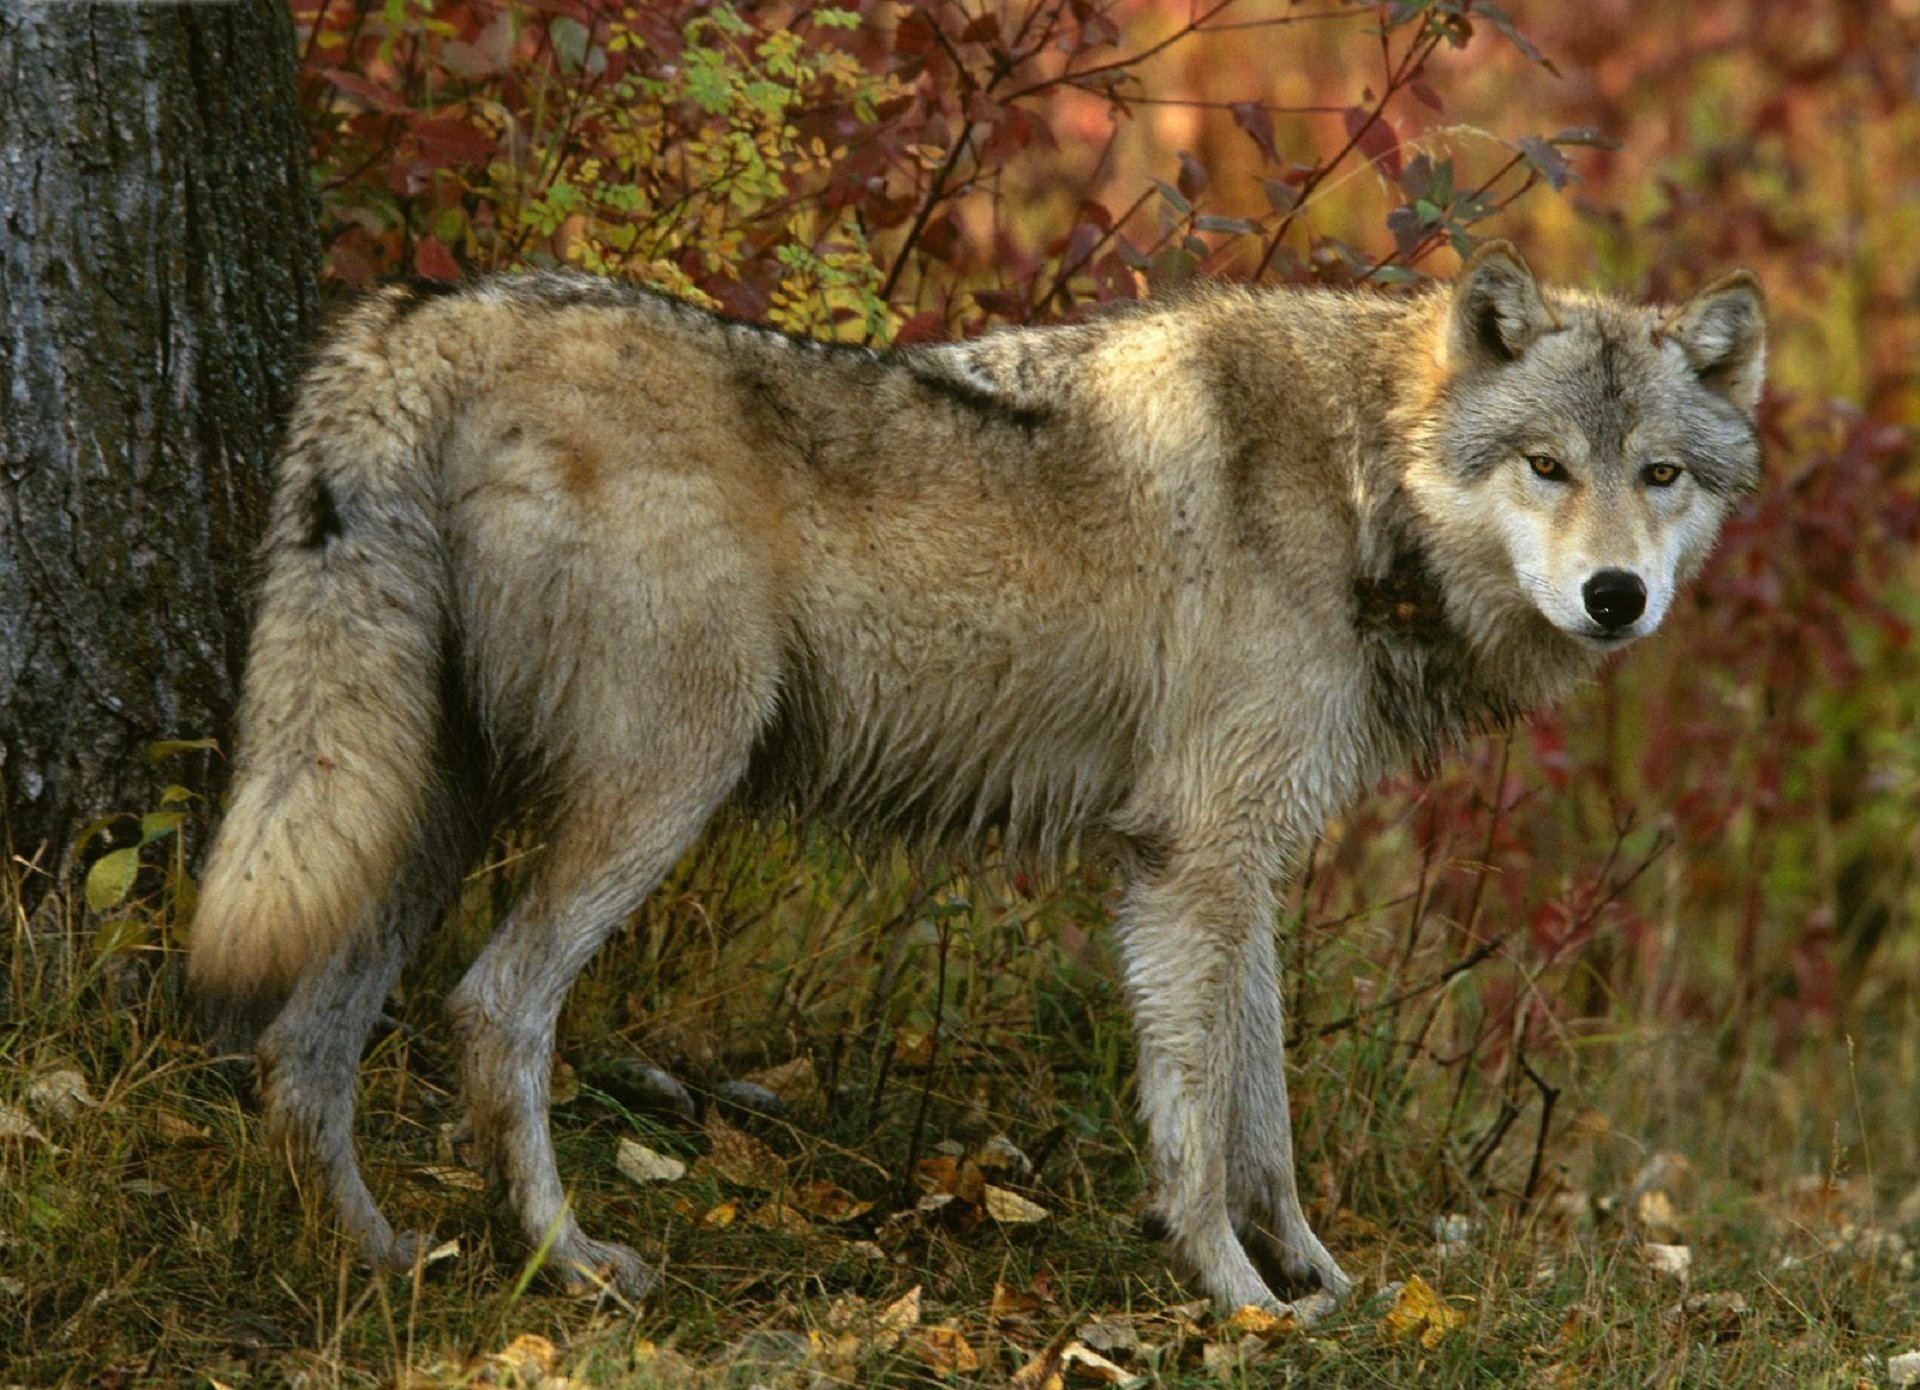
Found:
[897,918,952,1205]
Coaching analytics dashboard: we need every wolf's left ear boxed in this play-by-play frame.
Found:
[1444,240,1561,372]
[1662,271,1767,413]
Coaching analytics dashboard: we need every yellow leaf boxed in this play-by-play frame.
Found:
[493,1332,558,1378]
[1381,1274,1467,1347]
[703,1200,738,1227]
[745,1200,813,1233]
[879,1284,923,1338]
[1060,1341,1143,1385]
[615,1138,687,1185]
[1223,1303,1298,1340]
[910,1324,981,1374]
[1009,1344,1065,1390]
[791,1176,874,1223]
[417,1163,485,1191]
[984,1184,1049,1224]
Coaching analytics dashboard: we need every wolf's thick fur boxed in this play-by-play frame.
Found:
[191,244,1764,1312]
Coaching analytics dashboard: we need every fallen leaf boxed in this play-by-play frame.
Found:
[26,1068,94,1120]
[1075,1317,1143,1362]
[1669,1290,1749,1341]
[1381,1274,1466,1347]
[893,1026,935,1067]
[790,1176,874,1223]
[702,1200,737,1227]
[910,1323,980,1374]
[984,1185,1049,1224]
[1060,1341,1143,1385]
[152,1110,211,1143]
[879,1284,923,1339]
[696,1114,786,1190]
[972,1133,1034,1179]
[992,1280,1043,1327]
[1633,1188,1684,1243]
[1009,1343,1065,1390]
[743,1055,817,1102]
[0,1104,50,1145]
[615,1138,686,1185]
[1642,1242,1692,1284]
[486,1331,557,1384]
[1223,1303,1298,1340]
[745,1200,813,1233]
[418,1163,486,1191]
[915,1153,985,1203]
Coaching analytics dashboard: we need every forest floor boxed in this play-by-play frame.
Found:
[7,830,1920,1389]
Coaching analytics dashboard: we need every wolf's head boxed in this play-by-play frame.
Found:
[1410,242,1765,651]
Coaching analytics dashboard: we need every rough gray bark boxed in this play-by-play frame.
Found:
[0,0,319,874]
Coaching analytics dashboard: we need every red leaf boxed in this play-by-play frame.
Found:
[1343,106,1401,178]
[411,117,498,168]
[413,234,460,282]
[319,69,407,113]
[1231,102,1281,165]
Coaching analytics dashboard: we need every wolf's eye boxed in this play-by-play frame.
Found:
[1527,454,1569,482]
[1643,462,1682,487]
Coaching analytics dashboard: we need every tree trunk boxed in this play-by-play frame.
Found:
[0,0,319,876]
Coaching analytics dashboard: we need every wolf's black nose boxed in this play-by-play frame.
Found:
[1583,569,1646,630]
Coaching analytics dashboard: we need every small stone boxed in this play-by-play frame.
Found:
[712,1079,786,1123]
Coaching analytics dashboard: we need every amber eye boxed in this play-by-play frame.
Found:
[1527,454,1569,482]
[1643,462,1682,487]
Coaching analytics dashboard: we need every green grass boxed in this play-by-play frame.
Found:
[5,816,1918,1388]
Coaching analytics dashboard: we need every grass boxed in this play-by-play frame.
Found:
[5,802,1919,1389]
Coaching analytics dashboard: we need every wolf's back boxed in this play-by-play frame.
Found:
[190,288,456,1017]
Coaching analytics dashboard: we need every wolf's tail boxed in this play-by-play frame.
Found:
[190,287,457,1019]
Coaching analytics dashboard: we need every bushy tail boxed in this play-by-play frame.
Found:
[190,290,453,1018]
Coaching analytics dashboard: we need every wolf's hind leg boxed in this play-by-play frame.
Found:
[446,773,739,1299]
[258,787,483,1273]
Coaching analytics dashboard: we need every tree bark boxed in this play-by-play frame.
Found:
[0,0,319,875]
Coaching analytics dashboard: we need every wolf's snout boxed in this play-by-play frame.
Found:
[1582,569,1647,631]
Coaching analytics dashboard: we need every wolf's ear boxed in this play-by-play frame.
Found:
[1662,271,1767,413]
[1444,240,1559,371]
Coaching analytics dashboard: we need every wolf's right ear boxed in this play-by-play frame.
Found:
[1443,240,1560,372]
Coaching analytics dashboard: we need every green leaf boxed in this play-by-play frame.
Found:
[92,916,150,957]
[74,813,129,852]
[85,848,142,913]
[549,16,590,74]
[139,811,185,845]
[146,738,218,764]
[815,7,861,29]
[159,784,196,806]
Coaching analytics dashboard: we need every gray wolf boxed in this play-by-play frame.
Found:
[188,243,1765,1313]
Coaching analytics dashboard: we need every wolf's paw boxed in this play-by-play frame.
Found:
[1242,1225,1353,1305]
[372,1228,443,1277]
[553,1236,657,1301]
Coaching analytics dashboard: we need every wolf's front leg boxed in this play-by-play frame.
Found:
[1222,909,1353,1304]
[1115,844,1350,1313]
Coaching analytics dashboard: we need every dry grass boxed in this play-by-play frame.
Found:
[6,805,1920,1389]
